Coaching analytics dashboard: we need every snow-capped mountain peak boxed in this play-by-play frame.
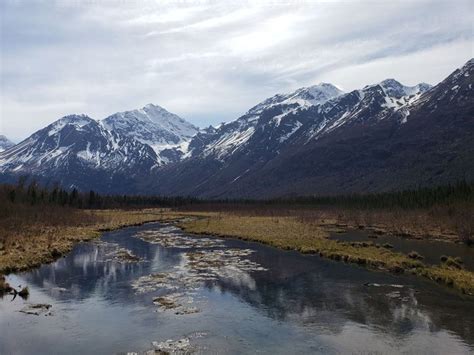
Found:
[336,79,432,124]
[139,103,198,137]
[0,113,159,191]
[378,78,409,98]
[0,135,14,152]
[46,114,95,137]
[287,83,345,106]
[248,82,344,115]
[102,104,199,163]
[410,57,473,111]
[188,83,345,161]
[415,82,433,93]
[454,58,474,79]
[364,79,432,99]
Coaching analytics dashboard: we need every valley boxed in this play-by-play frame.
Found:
[1,181,473,354]
[2,2,473,353]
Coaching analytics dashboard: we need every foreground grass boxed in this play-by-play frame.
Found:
[179,214,474,295]
[0,208,185,274]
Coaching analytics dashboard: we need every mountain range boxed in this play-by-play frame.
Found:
[1,59,473,197]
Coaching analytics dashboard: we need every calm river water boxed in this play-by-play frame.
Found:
[1,222,473,354]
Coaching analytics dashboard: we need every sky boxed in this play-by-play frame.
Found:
[1,0,473,142]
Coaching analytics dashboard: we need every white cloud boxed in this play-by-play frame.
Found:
[0,0,472,141]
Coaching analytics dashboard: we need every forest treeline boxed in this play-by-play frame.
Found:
[274,181,474,209]
[0,177,199,211]
[0,176,473,212]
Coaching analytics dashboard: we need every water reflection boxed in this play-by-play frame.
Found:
[331,229,474,271]
[1,222,473,354]
[219,240,474,343]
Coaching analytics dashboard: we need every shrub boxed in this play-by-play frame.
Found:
[408,251,424,260]
[18,286,29,298]
[441,256,464,269]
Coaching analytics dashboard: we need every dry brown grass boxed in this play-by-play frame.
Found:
[180,203,473,242]
[179,214,328,250]
[0,208,186,274]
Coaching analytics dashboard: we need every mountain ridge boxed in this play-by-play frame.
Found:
[0,59,472,196]
[151,59,473,198]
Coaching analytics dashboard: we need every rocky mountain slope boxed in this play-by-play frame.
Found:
[153,59,473,197]
[102,104,198,164]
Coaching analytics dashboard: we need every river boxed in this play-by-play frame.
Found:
[1,222,473,354]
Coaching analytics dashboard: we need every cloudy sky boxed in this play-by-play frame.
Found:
[1,0,473,141]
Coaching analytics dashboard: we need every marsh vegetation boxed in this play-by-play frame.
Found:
[0,179,473,295]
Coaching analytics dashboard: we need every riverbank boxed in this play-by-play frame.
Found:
[0,208,185,274]
[1,207,473,296]
[178,213,474,295]
[179,203,473,243]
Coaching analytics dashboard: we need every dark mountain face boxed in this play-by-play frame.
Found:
[153,60,473,198]
[0,60,472,196]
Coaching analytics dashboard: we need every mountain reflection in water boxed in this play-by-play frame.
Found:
[1,222,472,355]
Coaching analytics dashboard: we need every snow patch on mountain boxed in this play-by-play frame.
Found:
[47,114,93,136]
[305,79,433,139]
[0,135,14,152]
[102,104,199,163]
[278,121,302,143]
[409,59,473,113]
[248,83,344,115]
[203,126,256,159]
[76,142,101,166]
